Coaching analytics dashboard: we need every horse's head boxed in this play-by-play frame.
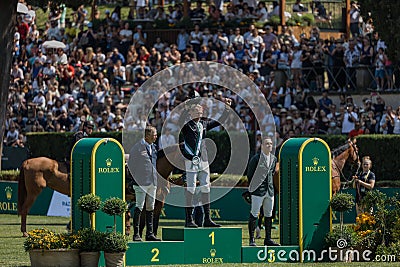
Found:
[347,138,361,169]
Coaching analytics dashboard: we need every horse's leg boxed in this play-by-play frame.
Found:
[20,193,41,237]
[153,199,164,237]
[21,213,28,237]
[332,177,341,195]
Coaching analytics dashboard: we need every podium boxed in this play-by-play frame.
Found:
[127,227,242,265]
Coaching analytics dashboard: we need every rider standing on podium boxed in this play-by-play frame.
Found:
[181,96,231,228]
[247,136,280,246]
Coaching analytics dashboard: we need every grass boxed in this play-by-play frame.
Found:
[0,214,398,266]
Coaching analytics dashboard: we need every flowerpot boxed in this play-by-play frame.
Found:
[80,251,100,267]
[104,252,125,267]
[29,249,80,267]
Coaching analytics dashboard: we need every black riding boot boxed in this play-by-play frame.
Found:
[145,210,161,241]
[202,193,221,227]
[185,191,198,228]
[132,207,142,242]
[264,217,280,246]
[248,214,257,246]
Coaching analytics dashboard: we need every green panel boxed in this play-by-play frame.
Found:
[184,227,241,264]
[161,227,184,241]
[93,139,125,232]
[126,241,184,265]
[71,138,125,235]
[300,139,331,254]
[241,246,300,263]
[71,138,103,231]
[279,138,308,246]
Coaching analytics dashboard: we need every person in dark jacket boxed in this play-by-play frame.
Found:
[128,125,161,241]
[353,156,375,215]
[247,136,280,246]
[181,99,231,228]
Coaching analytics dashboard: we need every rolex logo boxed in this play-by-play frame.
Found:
[312,157,319,166]
[5,186,12,200]
[210,249,216,257]
[106,158,112,167]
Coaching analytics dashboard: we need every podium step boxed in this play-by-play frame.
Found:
[242,245,300,263]
[184,227,242,264]
[126,241,185,265]
[161,227,184,241]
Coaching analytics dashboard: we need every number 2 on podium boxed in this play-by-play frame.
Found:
[151,248,160,262]
[209,231,215,245]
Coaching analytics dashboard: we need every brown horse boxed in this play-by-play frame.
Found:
[331,138,360,195]
[18,157,70,237]
[17,145,182,238]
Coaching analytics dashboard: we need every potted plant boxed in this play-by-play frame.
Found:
[330,193,355,236]
[326,193,356,261]
[102,231,129,267]
[23,228,80,267]
[101,197,128,233]
[101,197,129,267]
[77,193,101,228]
[77,228,104,267]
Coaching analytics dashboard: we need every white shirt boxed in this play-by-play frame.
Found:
[119,29,133,42]
[342,111,358,134]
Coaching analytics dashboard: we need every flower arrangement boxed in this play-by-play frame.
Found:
[23,228,80,252]
[354,212,376,235]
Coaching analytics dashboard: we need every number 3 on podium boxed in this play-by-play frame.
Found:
[151,248,160,262]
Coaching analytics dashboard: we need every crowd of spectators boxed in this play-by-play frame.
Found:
[4,1,400,150]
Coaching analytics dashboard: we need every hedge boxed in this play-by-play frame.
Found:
[25,132,400,181]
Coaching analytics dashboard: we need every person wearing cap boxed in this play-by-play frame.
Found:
[32,90,46,112]
[341,103,358,135]
[247,136,279,246]
[262,25,276,51]
[133,24,147,47]
[180,98,232,228]
[11,62,24,86]
[42,60,56,81]
[58,60,75,88]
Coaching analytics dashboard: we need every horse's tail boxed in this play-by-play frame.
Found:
[17,162,27,215]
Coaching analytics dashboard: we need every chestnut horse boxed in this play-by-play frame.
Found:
[17,145,181,237]
[18,157,70,237]
[331,139,360,194]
